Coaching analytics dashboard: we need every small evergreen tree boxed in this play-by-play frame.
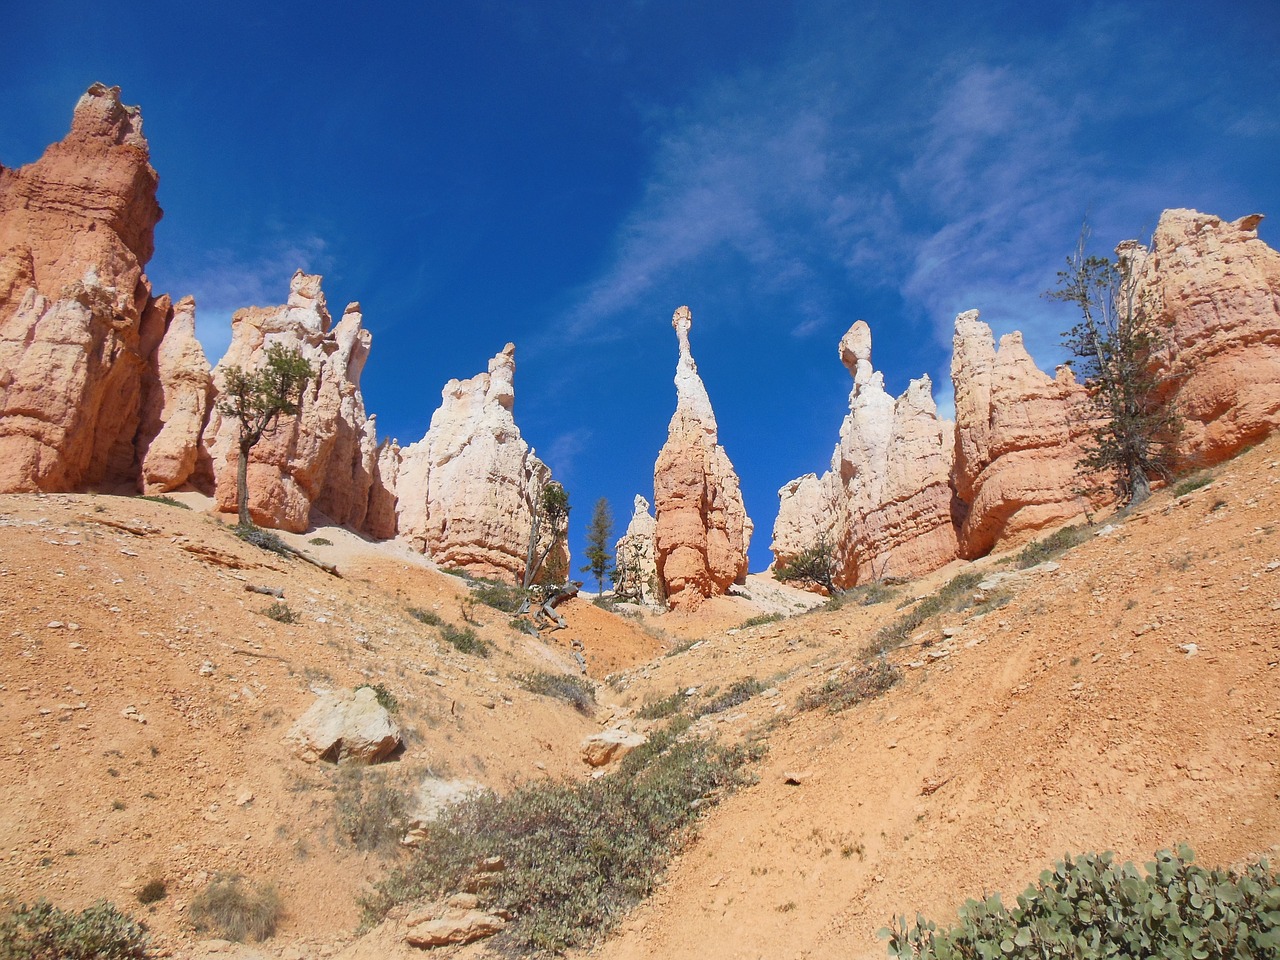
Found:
[580,498,613,593]
[1047,225,1179,507]
[216,343,315,526]
[775,536,837,594]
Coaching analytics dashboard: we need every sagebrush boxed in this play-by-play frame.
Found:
[362,720,761,952]
[188,873,282,942]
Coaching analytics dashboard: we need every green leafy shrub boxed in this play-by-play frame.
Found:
[356,683,398,713]
[0,900,149,960]
[333,766,411,852]
[885,846,1279,959]
[1014,524,1091,569]
[308,536,333,546]
[695,677,766,717]
[138,494,190,510]
[871,572,983,657]
[188,873,282,943]
[796,659,900,713]
[440,623,490,657]
[263,601,299,624]
[517,671,596,715]
[635,691,685,720]
[362,722,760,953]
[738,612,783,629]
[233,523,291,557]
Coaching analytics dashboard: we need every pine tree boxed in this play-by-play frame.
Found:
[581,497,613,593]
[1047,225,1180,507]
[216,342,315,527]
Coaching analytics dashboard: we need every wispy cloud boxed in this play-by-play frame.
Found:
[157,235,330,365]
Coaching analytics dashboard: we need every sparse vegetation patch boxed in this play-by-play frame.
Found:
[871,572,983,657]
[361,721,761,953]
[1174,473,1214,497]
[356,683,398,713]
[635,691,685,720]
[694,676,766,717]
[440,622,491,657]
[263,601,300,624]
[0,900,150,960]
[233,523,291,557]
[1014,524,1091,569]
[188,873,282,943]
[308,536,332,546]
[737,612,783,629]
[885,846,1279,959]
[408,606,444,626]
[797,659,901,714]
[138,494,190,510]
[471,578,526,613]
[516,671,596,715]
[333,766,411,852]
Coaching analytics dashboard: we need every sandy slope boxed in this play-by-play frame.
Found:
[1,438,1278,960]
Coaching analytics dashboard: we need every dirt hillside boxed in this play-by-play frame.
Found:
[1,438,1278,960]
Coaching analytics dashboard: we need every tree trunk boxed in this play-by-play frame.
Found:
[237,439,252,526]
[1128,464,1151,507]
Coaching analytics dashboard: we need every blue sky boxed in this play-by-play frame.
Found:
[4,1,1278,575]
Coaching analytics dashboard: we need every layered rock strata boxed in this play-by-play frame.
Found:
[204,273,385,533]
[0,83,172,492]
[772,321,959,588]
[396,344,560,583]
[1132,209,1280,468]
[653,307,752,610]
[950,311,1096,557]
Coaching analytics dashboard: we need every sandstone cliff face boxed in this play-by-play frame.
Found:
[951,310,1096,558]
[395,344,557,583]
[204,273,382,533]
[772,321,958,588]
[0,83,167,492]
[1132,209,1280,468]
[135,295,213,492]
[653,307,752,610]
[613,495,662,605]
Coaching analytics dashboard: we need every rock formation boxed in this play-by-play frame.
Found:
[772,321,959,588]
[613,495,662,605]
[135,295,213,492]
[395,343,560,583]
[204,273,386,533]
[950,311,1097,557]
[653,307,752,610]
[1131,209,1280,468]
[285,687,402,764]
[0,83,168,492]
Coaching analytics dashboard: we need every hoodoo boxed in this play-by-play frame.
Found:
[653,306,752,610]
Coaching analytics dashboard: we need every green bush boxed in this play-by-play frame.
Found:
[1014,524,1091,569]
[362,722,761,953]
[356,683,398,713]
[308,536,333,546]
[471,579,526,613]
[737,612,783,629]
[635,691,685,720]
[188,873,282,943]
[517,671,596,716]
[408,606,445,627]
[333,766,411,852]
[1174,473,1214,497]
[263,601,299,624]
[796,659,900,714]
[440,623,490,657]
[0,900,149,960]
[695,677,766,717]
[885,846,1279,959]
[138,494,190,510]
[233,523,291,557]
[871,572,983,657]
